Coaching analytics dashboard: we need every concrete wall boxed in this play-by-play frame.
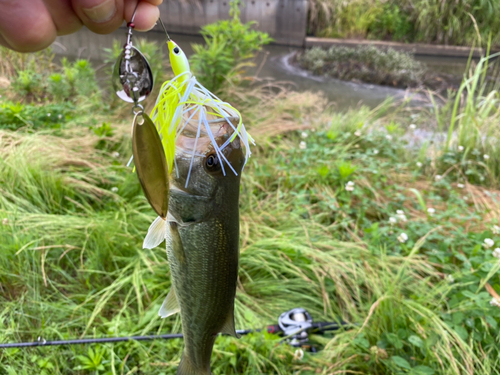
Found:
[52,0,308,59]
[158,0,308,46]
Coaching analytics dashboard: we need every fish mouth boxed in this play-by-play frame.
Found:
[169,184,212,200]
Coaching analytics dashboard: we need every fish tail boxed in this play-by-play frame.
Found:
[143,216,167,249]
[177,352,211,375]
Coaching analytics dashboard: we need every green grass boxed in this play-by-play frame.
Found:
[1,42,500,374]
[308,0,500,48]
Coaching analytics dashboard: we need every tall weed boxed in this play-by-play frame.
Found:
[308,0,500,47]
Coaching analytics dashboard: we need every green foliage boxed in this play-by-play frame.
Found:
[429,51,500,184]
[91,122,114,138]
[298,45,425,88]
[190,0,272,92]
[11,70,43,97]
[47,73,71,101]
[2,45,500,374]
[75,347,108,373]
[0,46,101,104]
[0,101,72,131]
[62,58,100,98]
[368,3,414,42]
[308,0,500,47]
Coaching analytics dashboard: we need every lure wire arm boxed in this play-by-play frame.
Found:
[122,1,145,115]
[158,16,171,41]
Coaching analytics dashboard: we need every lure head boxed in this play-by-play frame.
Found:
[167,40,190,77]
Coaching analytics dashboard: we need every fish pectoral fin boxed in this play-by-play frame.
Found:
[220,309,240,338]
[169,221,186,263]
[143,216,167,249]
[159,287,180,318]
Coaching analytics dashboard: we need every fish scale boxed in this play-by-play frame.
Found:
[164,134,243,375]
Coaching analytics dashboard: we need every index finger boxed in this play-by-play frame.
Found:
[124,0,162,31]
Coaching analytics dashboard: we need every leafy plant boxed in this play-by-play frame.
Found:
[190,0,272,92]
[11,69,43,98]
[47,73,71,101]
[0,101,72,130]
[75,347,108,373]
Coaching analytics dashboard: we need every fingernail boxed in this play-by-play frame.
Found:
[82,0,117,23]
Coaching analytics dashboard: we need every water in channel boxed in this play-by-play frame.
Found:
[53,28,471,111]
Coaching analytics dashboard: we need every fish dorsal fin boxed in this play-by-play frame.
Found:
[220,308,240,338]
[143,216,167,249]
[159,287,180,318]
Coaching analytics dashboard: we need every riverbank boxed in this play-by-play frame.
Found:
[292,46,462,93]
[305,37,492,58]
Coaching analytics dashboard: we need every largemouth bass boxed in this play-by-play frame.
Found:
[141,117,245,375]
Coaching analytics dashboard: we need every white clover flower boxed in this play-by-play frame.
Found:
[385,135,393,141]
[397,233,408,243]
[458,145,464,152]
[293,348,304,361]
[457,183,464,189]
[493,248,500,259]
[58,114,62,119]
[492,225,500,235]
[111,187,119,193]
[47,113,51,117]
[396,210,407,222]
[112,151,120,158]
[2,218,8,225]
[484,154,490,160]
[490,298,500,307]
[446,274,455,283]
[301,132,308,139]
[299,141,307,150]
[463,195,469,201]
[409,124,417,130]
[354,144,360,148]
[484,238,495,248]
[435,175,442,181]
[373,149,379,155]
[389,217,397,225]
[416,162,423,168]
[354,130,362,137]
[427,207,436,215]
[345,181,355,192]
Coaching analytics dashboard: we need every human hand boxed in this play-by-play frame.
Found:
[0,0,163,52]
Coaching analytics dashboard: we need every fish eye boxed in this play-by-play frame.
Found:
[205,154,219,171]
[173,47,180,54]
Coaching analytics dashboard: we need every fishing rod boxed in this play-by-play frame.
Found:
[0,308,350,350]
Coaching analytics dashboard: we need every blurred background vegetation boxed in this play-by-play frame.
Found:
[308,0,500,47]
[1,1,500,374]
